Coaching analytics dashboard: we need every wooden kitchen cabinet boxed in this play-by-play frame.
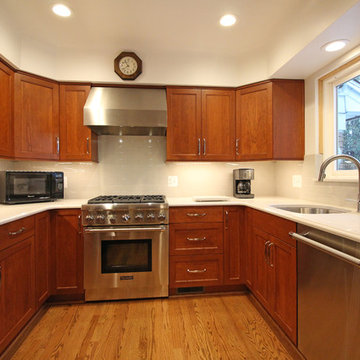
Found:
[247,208,297,344]
[59,84,98,161]
[51,209,84,297]
[223,206,244,285]
[0,219,36,354]
[35,212,50,309]
[166,87,235,161]
[14,73,59,160]
[0,61,14,158]
[235,79,304,161]
[166,88,202,161]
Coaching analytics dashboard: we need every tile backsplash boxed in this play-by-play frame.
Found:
[1,136,276,199]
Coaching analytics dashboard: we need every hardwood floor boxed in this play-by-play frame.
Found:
[9,294,298,360]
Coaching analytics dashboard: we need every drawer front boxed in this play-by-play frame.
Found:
[170,206,223,224]
[170,223,223,255]
[0,216,35,251]
[170,254,223,287]
[250,208,296,246]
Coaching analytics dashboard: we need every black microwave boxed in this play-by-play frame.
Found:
[0,171,64,204]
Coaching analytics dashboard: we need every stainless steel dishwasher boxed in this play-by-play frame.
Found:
[290,225,360,360]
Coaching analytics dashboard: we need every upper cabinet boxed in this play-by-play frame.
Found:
[236,79,304,161]
[59,85,98,162]
[0,61,14,159]
[14,73,60,160]
[167,87,235,161]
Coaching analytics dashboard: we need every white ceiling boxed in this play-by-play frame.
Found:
[1,0,360,80]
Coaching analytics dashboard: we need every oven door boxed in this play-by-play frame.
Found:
[83,225,169,301]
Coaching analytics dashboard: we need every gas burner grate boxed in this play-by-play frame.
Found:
[88,195,165,204]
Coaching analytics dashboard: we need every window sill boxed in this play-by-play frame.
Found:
[318,177,358,183]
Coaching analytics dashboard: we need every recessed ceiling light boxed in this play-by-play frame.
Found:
[52,4,72,17]
[322,39,349,52]
[220,14,236,27]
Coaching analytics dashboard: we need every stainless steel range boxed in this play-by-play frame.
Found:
[82,195,169,301]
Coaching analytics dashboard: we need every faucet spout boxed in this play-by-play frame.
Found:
[318,154,360,212]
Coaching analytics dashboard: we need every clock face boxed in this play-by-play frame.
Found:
[119,56,138,75]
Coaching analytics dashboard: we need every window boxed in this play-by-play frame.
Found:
[321,58,360,179]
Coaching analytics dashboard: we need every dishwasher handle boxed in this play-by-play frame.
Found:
[289,231,360,266]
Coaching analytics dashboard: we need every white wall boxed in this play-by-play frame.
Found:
[2,137,276,199]
[275,46,360,210]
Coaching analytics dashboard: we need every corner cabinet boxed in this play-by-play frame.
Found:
[246,208,297,344]
[59,85,98,162]
[14,73,60,160]
[236,79,304,161]
[166,87,235,161]
[51,209,84,298]
[0,61,14,158]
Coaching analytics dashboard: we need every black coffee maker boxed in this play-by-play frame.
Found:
[233,168,254,198]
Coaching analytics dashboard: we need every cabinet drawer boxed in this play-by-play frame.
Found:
[250,209,296,246]
[170,254,223,287]
[170,223,223,255]
[0,216,35,251]
[170,206,223,223]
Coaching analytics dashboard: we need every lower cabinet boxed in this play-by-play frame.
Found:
[247,208,297,344]
[35,212,50,309]
[169,206,244,291]
[0,218,36,354]
[51,209,83,297]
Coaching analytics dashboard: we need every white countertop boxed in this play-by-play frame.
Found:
[0,196,359,243]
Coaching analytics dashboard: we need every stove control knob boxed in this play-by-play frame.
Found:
[147,213,155,220]
[135,213,144,221]
[108,215,117,224]
[158,213,166,221]
[85,214,95,222]
[122,214,131,222]
[96,214,106,222]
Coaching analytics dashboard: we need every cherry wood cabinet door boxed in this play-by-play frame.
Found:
[223,206,244,285]
[0,61,14,158]
[270,236,297,344]
[252,227,272,313]
[35,212,50,309]
[166,88,202,161]
[201,89,235,160]
[14,73,59,160]
[0,234,35,354]
[51,210,83,295]
[235,82,272,160]
[59,84,98,161]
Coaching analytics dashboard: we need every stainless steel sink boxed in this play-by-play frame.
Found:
[270,204,350,214]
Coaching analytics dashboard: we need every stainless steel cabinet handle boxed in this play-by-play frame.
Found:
[203,138,206,155]
[186,237,206,241]
[289,232,360,266]
[187,268,207,273]
[225,210,229,230]
[86,137,90,154]
[186,213,207,217]
[8,227,26,236]
[78,215,82,235]
[56,137,60,154]
[198,138,201,156]
[264,240,271,264]
[268,242,274,267]
[235,139,239,156]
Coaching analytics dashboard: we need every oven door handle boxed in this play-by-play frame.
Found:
[84,226,167,233]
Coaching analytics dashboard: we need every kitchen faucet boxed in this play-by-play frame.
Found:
[318,154,360,212]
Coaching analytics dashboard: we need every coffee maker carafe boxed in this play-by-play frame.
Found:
[233,168,254,198]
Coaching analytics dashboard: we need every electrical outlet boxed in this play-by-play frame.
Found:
[292,175,302,188]
[168,176,178,187]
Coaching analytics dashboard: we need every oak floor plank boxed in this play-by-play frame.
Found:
[10,294,297,360]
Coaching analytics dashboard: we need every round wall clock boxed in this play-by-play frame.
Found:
[114,51,142,80]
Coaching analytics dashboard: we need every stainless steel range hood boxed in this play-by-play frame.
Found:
[84,87,167,136]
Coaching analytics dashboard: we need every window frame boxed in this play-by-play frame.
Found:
[319,57,360,181]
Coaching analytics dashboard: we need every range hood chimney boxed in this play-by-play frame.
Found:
[84,87,167,136]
